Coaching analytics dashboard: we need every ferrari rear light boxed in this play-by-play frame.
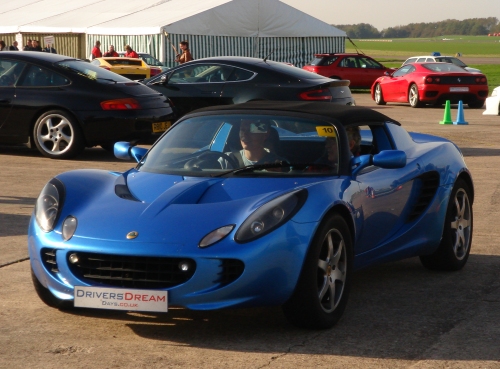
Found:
[299,88,332,101]
[475,77,487,84]
[150,67,162,77]
[100,66,110,71]
[425,77,440,84]
[100,98,141,110]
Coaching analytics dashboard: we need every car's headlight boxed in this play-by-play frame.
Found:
[35,178,65,232]
[235,189,308,243]
[199,225,235,248]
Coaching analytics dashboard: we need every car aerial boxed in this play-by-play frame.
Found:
[0,51,175,159]
[402,54,481,73]
[118,52,169,72]
[29,101,473,329]
[90,57,153,80]
[371,62,488,108]
[483,86,500,115]
[143,56,355,117]
[301,53,396,89]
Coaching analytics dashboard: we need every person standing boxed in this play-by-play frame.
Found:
[0,41,6,51]
[43,44,57,53]
[91,41,102,60]
[103,45,119,57]
[31,40,43,51]
[175,40,193,64]
[124,45,139,58]
[23,39,33,51]
[8,41,19,51]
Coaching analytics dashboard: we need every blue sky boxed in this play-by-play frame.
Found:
[282,0,500,30]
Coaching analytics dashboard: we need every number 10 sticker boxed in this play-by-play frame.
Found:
[316,126,337,137]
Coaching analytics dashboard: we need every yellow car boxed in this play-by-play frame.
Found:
[90,57,150,80]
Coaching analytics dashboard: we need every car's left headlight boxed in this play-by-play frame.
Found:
[35,178,65,232]
[235,189,308,243]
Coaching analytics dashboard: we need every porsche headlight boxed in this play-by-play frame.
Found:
[35,178,65,232]
[235,189,308,243]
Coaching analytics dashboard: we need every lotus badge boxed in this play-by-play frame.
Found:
[127,231,139,239]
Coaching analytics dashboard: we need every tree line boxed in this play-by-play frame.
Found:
[334,17,500,38]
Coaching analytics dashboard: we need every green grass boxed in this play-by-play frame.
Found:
[347,35,500,57]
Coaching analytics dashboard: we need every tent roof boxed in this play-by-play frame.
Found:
[0,0,345,37]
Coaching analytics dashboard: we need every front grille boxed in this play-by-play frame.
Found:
[67,252,196,289]
[407,172,440,222]
[217,259,245,285]
[41,248,59,274]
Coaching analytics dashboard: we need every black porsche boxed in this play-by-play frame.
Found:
[143,56,355,117]
[0,52,175,159]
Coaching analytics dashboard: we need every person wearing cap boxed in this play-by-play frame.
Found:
[103,45,119,57]
[124,45,139,58]
[91,40,102,60]
[221,119,287,169]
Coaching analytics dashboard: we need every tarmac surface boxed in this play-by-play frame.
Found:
[1,93,500,368]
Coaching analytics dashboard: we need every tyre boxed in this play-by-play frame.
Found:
[374,83,386,105]
[468,100,484,109]
[31,267,74,310]
[282,214,353,329]
[408,84,422,108]
[33,110,85,159]
[420,179,473,271]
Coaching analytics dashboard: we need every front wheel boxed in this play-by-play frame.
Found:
[33,110,85,159]
[420,179,473,271]
[282,214,352,329]
[374,83,386,105]
[409,84,422,108]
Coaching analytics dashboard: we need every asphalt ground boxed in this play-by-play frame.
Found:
[1,93,500,368]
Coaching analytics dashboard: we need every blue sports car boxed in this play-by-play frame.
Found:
[29,101,473,329]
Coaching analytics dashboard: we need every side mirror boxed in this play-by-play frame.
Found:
[114,142,148,163]
[384,71,391,76]
[351,150,406,177]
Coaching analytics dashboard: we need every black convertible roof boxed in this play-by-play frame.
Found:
[190,101,401,126]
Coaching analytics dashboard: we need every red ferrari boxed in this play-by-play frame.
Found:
[371,62,488,108]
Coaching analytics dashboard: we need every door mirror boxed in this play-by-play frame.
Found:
[114,142,148,163]
[351,150,406,177]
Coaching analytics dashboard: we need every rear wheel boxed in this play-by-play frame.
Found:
[409,84,422,108]
[33,110,85,159]
[374,83,386,105]
[420,179,473,271]
[282,214,352,329]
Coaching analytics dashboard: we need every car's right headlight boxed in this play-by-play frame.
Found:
[35,178,65,232]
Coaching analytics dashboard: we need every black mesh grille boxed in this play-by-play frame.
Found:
[438,76,477,84]
[67,252,196,289]
[41,248,59,274]
[121,73,147,80]
[407,172,440,222]
[217,259,245,285]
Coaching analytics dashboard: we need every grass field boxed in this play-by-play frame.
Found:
[345,36,500,91]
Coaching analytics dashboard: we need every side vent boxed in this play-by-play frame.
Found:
[407,172,440,222]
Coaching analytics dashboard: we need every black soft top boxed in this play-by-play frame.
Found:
[190,101,400,127]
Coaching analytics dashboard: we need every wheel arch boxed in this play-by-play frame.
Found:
[320,203,356,247]
[456,171,474,204]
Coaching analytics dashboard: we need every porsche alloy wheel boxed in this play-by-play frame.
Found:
[374,84,386,105]
[409,84,422,108]
[420,179,473,271]
[34,110,85,159]
[283,214,352,329]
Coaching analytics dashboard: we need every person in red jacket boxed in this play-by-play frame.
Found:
[103,45,119,57]
[124,45,139,58]
[91,41,102,60]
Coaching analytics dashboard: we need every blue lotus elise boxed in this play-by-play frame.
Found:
[29,101,473,329]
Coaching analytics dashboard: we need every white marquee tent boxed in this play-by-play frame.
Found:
[0,0,346,67]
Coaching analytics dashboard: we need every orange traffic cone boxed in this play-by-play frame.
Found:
[453,101,468,125]
[440,100,453,124]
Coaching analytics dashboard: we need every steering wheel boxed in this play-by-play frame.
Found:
[184,151,239,170]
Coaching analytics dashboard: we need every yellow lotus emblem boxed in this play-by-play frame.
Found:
[126,231,139,239]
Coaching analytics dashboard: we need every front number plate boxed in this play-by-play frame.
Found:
[152,121,172,133]
[450,87,469,92]
[74,286,168,312]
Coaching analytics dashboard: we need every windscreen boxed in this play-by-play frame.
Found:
[139,114,341,176]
